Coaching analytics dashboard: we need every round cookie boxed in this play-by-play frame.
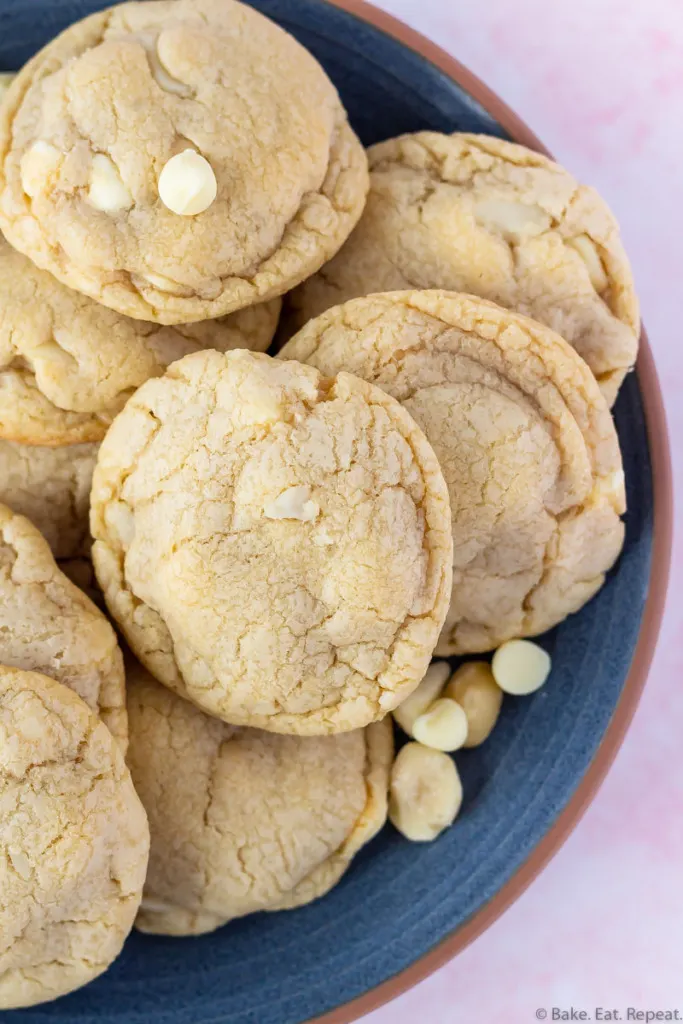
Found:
[0,0,368,324]
[280,291,626,655]
[288,132,639,406]
[0,238,280,445]
[0,439,97,559]
[90,348,452,734]
[0,666,149,1010]
[0,503,127,746]
[127,662,392,935]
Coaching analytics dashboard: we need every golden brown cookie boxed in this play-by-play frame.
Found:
[288,132,639,405]
[90,349,452,734]
[0,238,280,445]
[0,0,368,324]
[127,662,392,935]
[0,666,149,1009]
[0,439,97,558]
[0,503,127,746]
[281,291,625,654]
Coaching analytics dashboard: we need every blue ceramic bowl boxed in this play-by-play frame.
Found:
[0,2,671,1022]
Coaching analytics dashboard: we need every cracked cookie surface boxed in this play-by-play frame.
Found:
[0,666,149,1009]
[0,439,97,559]
[0,504,127,746]
[288,132,639,405]
[90,349,452,733]
[127,663,392,935]
[0,238,279,445]
[281,291,625,654]
[0,0,368,324]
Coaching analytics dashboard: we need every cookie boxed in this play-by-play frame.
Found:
[127,663,392,935]
[90,349,452,734]
[0,666,149,1009]
[288,132,639,405]
[0,439,97,559]
[0,238,279,445]
[0,503,127,746]
[280,291,626,654]
[0,0,368,325]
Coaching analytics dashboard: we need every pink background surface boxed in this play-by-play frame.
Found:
[364,0,683,1021]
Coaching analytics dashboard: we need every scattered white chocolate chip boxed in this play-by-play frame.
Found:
[389,742,463,842]
[568,234,609,292]
[474,198,551,242]
[87,153,133,213]
[158,149,217,216]
[20,140,62,198]
[392,661,451,736]
[264,485,319,522]
[0,72,16,98]
[492,639,551,696]
[445,661,503,748]
[412,698,469,752]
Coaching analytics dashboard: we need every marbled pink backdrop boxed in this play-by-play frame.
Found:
[366,0,683,1020]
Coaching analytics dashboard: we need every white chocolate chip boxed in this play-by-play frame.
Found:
[158,149,217,216]
[392,661,450,736]
[389,742,463,842]
[264,485,319,522]
[475,198,551,242]
[492,639,551,695]
[133,271,191,295]
[138,32,192,98]
[444,661,503,748]
[0,72,16,99]
[568,234,608,292]
[20,140,62,198]
[87,153,133,213]
[412,698,469,752]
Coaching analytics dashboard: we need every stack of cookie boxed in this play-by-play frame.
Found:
[0,0,638,1009]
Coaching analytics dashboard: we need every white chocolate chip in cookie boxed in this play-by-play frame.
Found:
[158,149,217,216]
[20,141,62,198]
[568,234,609,292]
[474,198,551,241]
[134,271,192,295]
[87,154,133,213]
[264,485,320,522]
[492,639,551,695]
[139,32,192,98]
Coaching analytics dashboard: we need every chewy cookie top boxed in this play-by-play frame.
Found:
[282,291,626,654]
[0,0,368,324]
[90,349,453,734]
[128,664,392,935]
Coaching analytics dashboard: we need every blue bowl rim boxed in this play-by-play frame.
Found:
[308,1,674,1021]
